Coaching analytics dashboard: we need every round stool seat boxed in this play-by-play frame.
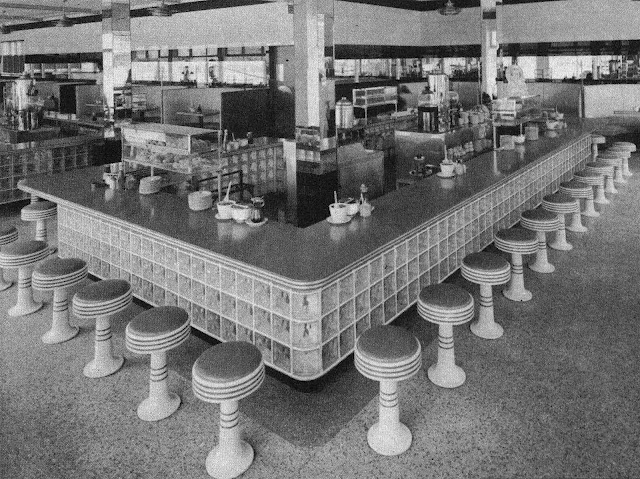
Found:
[574,170,604,187]
[21,201,57,221]
[461,252,511,286]
[73,279,132,318]
[591,134,606,145]
[355,326,422,382]
[605,147,631,158]
[0,225,18,245]
[0,240,49,267]
[417,283,474,326]
[585,161,614,176]
[126,306,191,354]
[192,342,265,403]
[521,209,561,232]
[32,257,87,291]
[611,141,636,152]
[542,193,579,214]
[494,227,538,254]
[559,180,593,199]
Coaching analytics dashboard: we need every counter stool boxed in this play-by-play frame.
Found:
[125,306,191,422]
[572,170,602,216]
[0,240,49,317]
[32,257,87,344]
[611,141,636,177]
[0,225,19,291]
[584,163,615,203]
[591,134,606,158]
[354,325,422,455]
[192,341,265,479]
[73,279,132,378]
[598,151,626,185]
[559,180,592,233]
[520,209,561,273]
[461,252,511,340]
[21,201,57,251]
[607,146,632,178]
[542,193,579,251]
[494,228,538,302]
[417,284,474,388]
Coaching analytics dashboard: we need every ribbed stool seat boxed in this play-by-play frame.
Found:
[417,284,474,388]
[126,306,190,421]
[542,193,579,251]
[193,341,265,479]
[354,325,421,456]
[591,134,606,159]
[462,252,510,340]
[494,228,538,302]
[73,279,132,378]
[21,201,57,251]
[598,151,626,185]
[520,209,560,274]
[559,180,593,232]
[612,141,636,152]
[0,240,49,316]
[586,161,616,197]
[32,257,87,344]
[607,146,633,177]
[572,170,603,215]
[0,225,18,291]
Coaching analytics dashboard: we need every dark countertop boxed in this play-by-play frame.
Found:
[20,122,592,289]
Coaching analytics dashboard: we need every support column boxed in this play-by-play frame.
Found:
[481,0,498,100]
[102,0,131,137]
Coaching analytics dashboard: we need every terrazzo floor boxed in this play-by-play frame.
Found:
[2,147,640,478]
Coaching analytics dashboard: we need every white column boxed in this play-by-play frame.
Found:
[481,0,498,99]
[102,0,131,134]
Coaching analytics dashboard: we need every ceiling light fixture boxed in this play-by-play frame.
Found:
[150,0,172,17]
[56,0,73,27]
[438,0,461,16]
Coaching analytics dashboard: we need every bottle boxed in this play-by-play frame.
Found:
[359,184,372,217]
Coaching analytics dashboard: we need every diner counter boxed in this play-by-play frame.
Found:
[19,123,593,380]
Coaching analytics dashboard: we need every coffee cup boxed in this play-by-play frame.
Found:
[329,202,348,222]
[216,199,236,219]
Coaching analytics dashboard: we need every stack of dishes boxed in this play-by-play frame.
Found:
[139,176,163,195]
[188,190,213,211]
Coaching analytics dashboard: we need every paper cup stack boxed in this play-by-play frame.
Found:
[188,190,213,211]
[139,176,163,195]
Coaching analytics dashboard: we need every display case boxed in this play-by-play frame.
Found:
[352,86,398,124]
[492,95,542,122]
[121,123,220,175]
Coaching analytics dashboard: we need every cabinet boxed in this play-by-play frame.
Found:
[352,86,398,124]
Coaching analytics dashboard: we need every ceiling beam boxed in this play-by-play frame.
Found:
[0,2,98,14]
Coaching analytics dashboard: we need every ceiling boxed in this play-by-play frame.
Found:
[0,0,567,27]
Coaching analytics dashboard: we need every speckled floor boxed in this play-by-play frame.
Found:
[2,144,640,479]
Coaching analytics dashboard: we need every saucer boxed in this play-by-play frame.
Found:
[245,218,268,227]
[326,215,351,225]
[214,213,232,221]
[436,172,455,179]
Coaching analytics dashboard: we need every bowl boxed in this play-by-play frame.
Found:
[216,199,236,219]
[339,198,359,216]
[329,202,348,222]
[231,203,252,223]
